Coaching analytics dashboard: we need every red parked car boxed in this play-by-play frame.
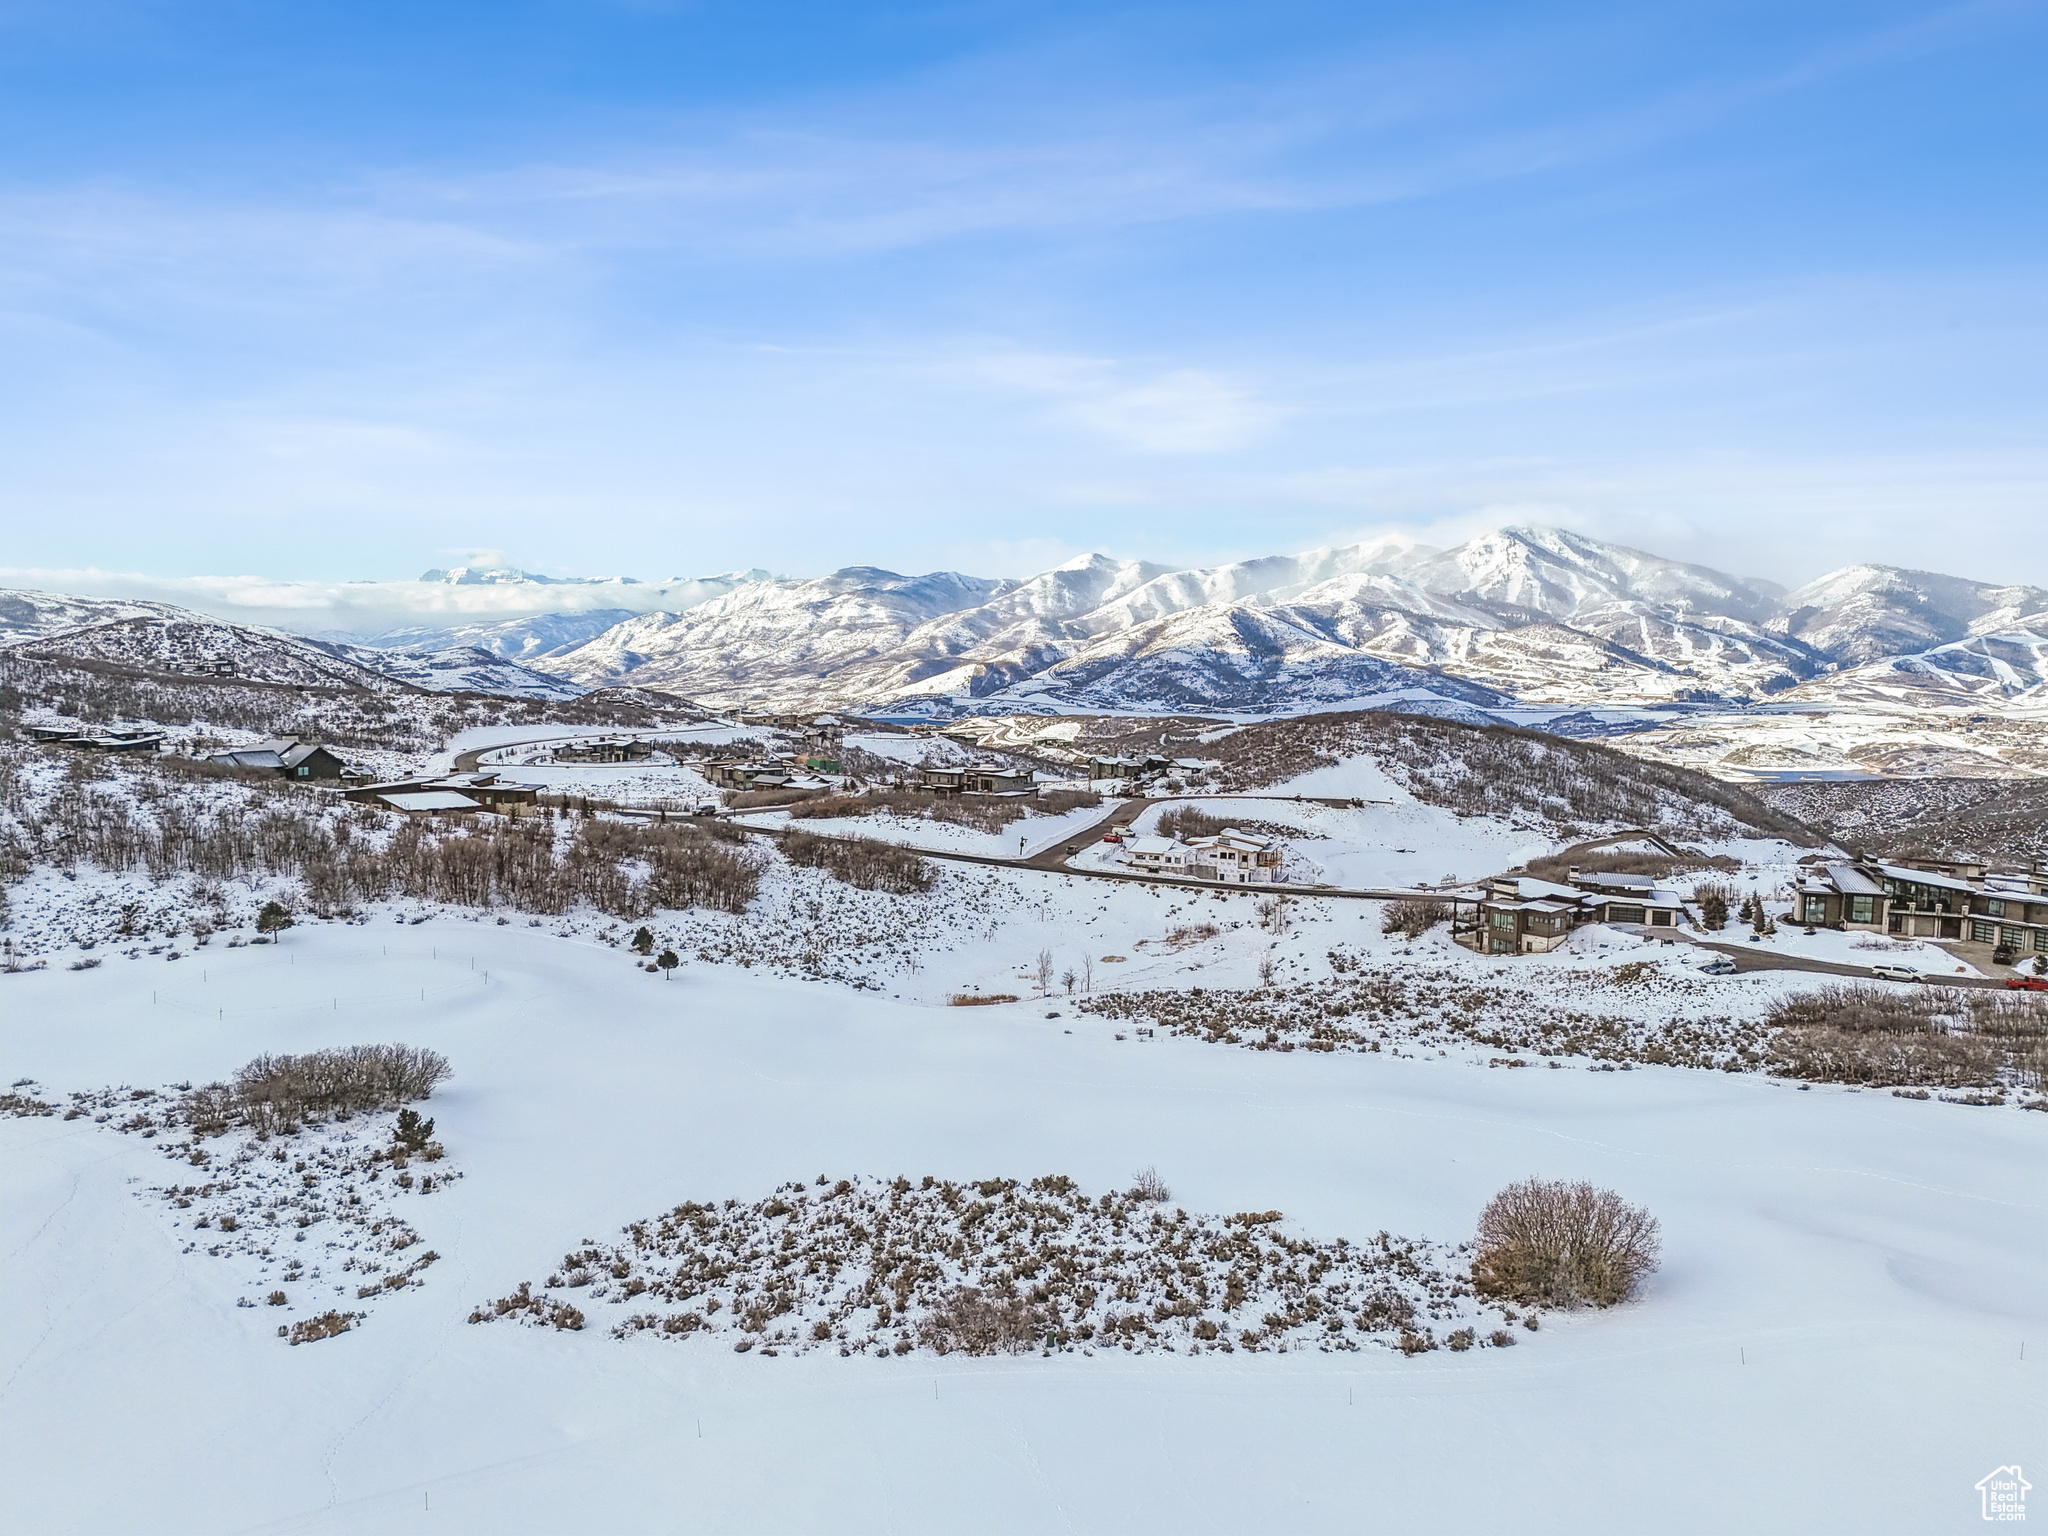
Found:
[1101,832,1124,844]
[2006,975,2048,991]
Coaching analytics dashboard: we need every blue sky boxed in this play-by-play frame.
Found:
[2,0,2044,593]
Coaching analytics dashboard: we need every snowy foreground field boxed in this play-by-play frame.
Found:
[4,922,2044,1536]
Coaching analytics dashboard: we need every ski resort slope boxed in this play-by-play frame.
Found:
[3,924,2042,1536]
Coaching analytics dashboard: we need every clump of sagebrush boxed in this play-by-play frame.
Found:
[472,1174,1506,1359]
[779,830,936,894]
[1381,898,1451,939]
[285,1310,360,1345]
[1471,1179,1660,1308]
[1763,983,2046,1090]
[183,1043,451,1136]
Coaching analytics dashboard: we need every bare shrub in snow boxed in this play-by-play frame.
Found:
[779,831,935,894]
[226,1043,450,1132]
[1471,1179,1660,1308]
[1129,1166,1171,1203]
[1381,899,1450,939]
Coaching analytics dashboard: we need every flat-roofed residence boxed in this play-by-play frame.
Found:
[705,760,787,790]
[1786,856,2048,955]
[1186,830,1282,885]
[919,765,967,797]
[962,766,1033,796]
[554,737,653,764]
[1455,870,1686,956]
[341,771,541,814]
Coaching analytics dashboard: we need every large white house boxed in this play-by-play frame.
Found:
[1185,830,1282,885]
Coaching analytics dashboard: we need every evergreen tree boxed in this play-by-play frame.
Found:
[256,901,294,941]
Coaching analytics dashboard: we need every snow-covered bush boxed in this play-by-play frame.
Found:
[1471,1179,1661,1308]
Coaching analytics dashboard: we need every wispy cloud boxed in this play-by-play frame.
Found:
[966,351,1284,452]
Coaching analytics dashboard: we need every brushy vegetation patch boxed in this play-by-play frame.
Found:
[182,1043,451,1136]
[1764,985,2047,1095]
[1079,957,1772,1070]
[1077,958,2047,1101]
[779,830,936,893]
[26,1048,463,1332]
[1381,898,1452,939]
[1517,849,1742,884]
[472,1174,1511,1358]
[1472,1180,1660,1308]
[285,1310,361,1345]
[0,748,766,920]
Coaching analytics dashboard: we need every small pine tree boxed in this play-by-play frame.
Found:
[656,949,679,978]
[395,1107,434,1151]
[631,927,654,954]
[256,901,294,941]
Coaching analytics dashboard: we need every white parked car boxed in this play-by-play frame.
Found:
[1870,963,1925,983]
[1695,957,1737,975]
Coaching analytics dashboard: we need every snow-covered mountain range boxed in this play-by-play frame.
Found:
[5,528,2043,740]
[529,527,2047,717]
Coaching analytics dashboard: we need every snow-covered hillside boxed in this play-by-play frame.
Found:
[4,913,2041,1535]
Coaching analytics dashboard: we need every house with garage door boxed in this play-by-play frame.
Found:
[1454,871,1686,956]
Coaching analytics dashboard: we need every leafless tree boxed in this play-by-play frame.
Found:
[1033,948,1054,995]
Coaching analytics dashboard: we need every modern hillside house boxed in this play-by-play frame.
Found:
[342,771,541,813]
[1455,870,1685,956]
[205,738,350,779]
[1793,857,2048,957]
[1185,831,1283,885]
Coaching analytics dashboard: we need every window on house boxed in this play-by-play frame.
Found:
[1850,896,1874,924]
[1803,897,1827,923]
[297,766,309,776]
[1986,899,2005,917]
[1490,912,1515,930]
